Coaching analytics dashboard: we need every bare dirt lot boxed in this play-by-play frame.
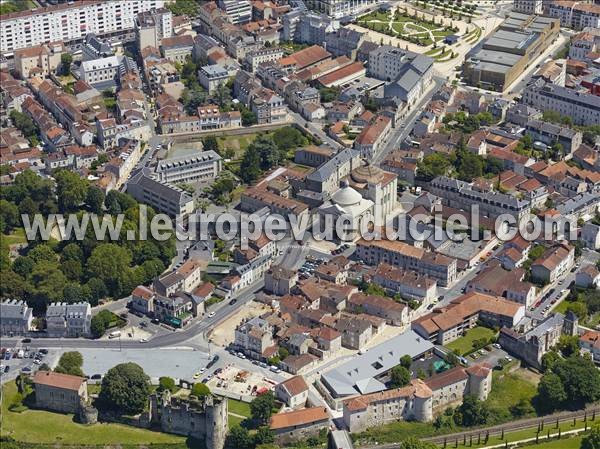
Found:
[209,300,272,347]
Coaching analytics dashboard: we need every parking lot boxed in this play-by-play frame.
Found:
[0,345,59,384]
[467,343,511,368]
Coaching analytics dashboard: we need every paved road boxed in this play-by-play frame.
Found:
[0,282,264,353]
[373,76,445,165]
[289,110,343,150]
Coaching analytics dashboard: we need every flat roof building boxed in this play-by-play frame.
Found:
[463,12,560,92]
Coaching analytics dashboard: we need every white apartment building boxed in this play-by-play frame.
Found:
[80,55,138,90]
[45,302,91,338]
[307,0,378,19]
[198,64,229,94]
[513,0,543,15]
[1,0,166,55]
[154,151,223,184]
[135,8,172,51]
[523,80,600,127]
[546,2,600,30]
[218,0,252,24]
[244,47,285,73]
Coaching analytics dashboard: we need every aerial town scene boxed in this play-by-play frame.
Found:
[1,0,600,449]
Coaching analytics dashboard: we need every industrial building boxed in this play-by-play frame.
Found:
[463,12,560,92]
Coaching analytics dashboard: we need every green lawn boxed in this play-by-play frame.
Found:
[1,228,27,246]
[485,369,538,422]
[445,326,497,356]
[228,398,251,417]
[523,435,584,449]
[217,133,258,158]
[0,381,187,446]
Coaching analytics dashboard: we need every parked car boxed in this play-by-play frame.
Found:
[21,338,31,343]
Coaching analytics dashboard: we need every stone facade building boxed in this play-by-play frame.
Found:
[150,392,228,449]
[33,371,88,414]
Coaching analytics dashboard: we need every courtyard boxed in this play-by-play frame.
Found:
[357,9,458,47]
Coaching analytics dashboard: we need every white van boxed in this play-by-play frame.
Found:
[108,330,121,339]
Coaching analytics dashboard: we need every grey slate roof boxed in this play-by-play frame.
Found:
[306,149,360,183]
[321,330,434,397]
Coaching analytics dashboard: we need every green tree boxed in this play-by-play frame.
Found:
[240,145,262,184]
[278,347,289,360]
[60,53,73,76]
[9,110,38,140]
[553,356,600,406]
[158,376,177,393]
[28,244,57,263]
[90,311,111,338]
[202,136,219,154]
[454,395,489,426]
[541,350,561,372]
[510,398,534,418]
[581,425,600,449]
[417,153,452,181]
[12,256,35,278]
[400,354,413,369]
[0,200,20,232]
[390,365,411,388]
[250,391,275,424]
[557,334,582,357]
[54,351,84,377]
[191,382,211,398]
[272,127,308,152]
[241,108,258,126]
[86,186,105,214]
[401,438,438,449]
[228,426,254,449]
[55,169,89,212]
[87,243,132,296]
[99,363,150,415]
[254,426,275,445]
[537,372,567,412]
[165,0,198,16]
[565,302,587,323]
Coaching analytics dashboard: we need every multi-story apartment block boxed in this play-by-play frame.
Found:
[569,29,600,61]
[522,79,600,127]
[198,64,229,94]
[217,0,252,24]
[525,119,583,154]
[546,1,600,30]
[367,264,437,304]
[95,118,150,150]
[234,316,274,359]
[251,88,287,124]
[513,0,543,14]
[581,223,600,250]
[244,47,285,73]
[307,0,378,18]
[127,169,195,218]
[154,151,223,185]
[80,55,138,90]
[135,8,172,50]
[161,35,194,64]
[45,302,92,338]
[14,41,65,79]
[413,292,525,345]
[1,0,166,54]
[428,176,531,220]
[530,243,575,284]
[0,300,33,336]
[355,239,458,287]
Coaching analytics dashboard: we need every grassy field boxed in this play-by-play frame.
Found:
[486,368,538,422]
[0,381,187,446]
[217,133,258,158]
[445,326,496,355]
[227,398,251,429]
[521,434,584,449]
[1,228,27,246]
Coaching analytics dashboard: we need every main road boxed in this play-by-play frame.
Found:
[1,282,264,351]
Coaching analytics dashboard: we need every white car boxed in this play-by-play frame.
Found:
[208,311,216,318]
[139,338,148,343]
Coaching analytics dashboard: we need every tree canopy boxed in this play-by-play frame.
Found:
[54,351,84,377]
[99,363,150,415]
[250,391,275,424]
[390,365,411,388]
